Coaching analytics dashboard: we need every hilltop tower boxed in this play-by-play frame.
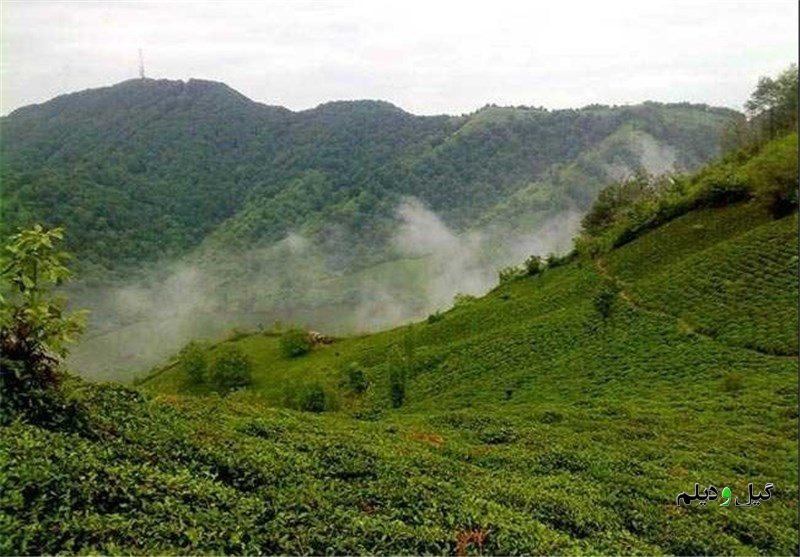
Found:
[138,49,145,79]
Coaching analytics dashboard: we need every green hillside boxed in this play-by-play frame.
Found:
[2,66,798,554]
[4,128,796,553]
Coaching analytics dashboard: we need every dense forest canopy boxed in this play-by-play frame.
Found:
[0,78,739,278]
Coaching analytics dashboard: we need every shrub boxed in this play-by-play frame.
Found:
[479,426,519,445]
[721,372,745,393]
[580,173,652,236]
[209,345,252,391]
[593,284,618,319]
[344,362,369,394]
[524,255,543,276]
[694,165,751,207]
[389,367,406,408]
[427,311,443,324]
[279,328,311,358]
[498,266,525,284]
[546,253,562,268]
[744,133,798,217]
[225,328,250,342]
[179,341,208,384]
[0,225,86,424]
[298,382,327,412]
[453,293,477,308]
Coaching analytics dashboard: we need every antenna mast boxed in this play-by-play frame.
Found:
[138,49,145,79]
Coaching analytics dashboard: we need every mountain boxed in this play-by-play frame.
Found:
[1,78,739,275]
[3,132,796,554]
[0,79,743,377]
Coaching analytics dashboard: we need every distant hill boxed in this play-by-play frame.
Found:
[1,78,740,275]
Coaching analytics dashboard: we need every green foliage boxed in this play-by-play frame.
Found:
[745,64,798,141]
[452,293,477,308]
[577,132,797,255]
[0,225,86,422]
[721,372,745,393]
[209,344,252,391]
[607,204,797,355]
[389,368,406,408]
[0,78,736,279]
[279,328,311,358]
[4,196,799,554]
[524,255,543,276]
[545,252,569,269]
[576,69,797,255]
[426,311,443,324]
[498,265,525,284]
[743,133,798,216]
[179,341,209,385]
[225,328,251,342]
[3,73,798,556]
[387,347,408,408]
[297,382,328,412]
[593,283,618,319]
[580,172,653,237]
[693,163,750,207]
[343,362,369,394]
[283,380,335,412]
[0,225,85,355]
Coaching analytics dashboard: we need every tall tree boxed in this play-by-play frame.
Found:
[745,64,798,140]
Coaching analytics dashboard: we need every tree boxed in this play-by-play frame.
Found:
[0,225,86,420]
[180,340,208,385]
[524,255,543,276]
[580,173,652,237]
[343,362,369,394]
[745,65,798,140]
[389,366,406,408]
[388,339,413,408]
[209,344,252,391]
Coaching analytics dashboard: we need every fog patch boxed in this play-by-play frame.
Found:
[68,198,581,381]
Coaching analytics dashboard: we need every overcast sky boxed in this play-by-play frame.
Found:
[1,0,797,116]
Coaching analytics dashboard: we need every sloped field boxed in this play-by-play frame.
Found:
[3,200,797,554]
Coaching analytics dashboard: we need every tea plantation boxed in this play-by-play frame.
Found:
[2,185,797,554]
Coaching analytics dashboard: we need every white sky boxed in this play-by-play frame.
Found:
[1,0,797,116]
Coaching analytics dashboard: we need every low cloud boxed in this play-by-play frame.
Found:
[67,197,580,381]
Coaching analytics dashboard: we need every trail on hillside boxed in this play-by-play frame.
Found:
[594,258,797,359]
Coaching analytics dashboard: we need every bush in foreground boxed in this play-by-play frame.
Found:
[0,225,85,425]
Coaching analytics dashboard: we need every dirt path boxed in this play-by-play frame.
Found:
[594,257,797,360]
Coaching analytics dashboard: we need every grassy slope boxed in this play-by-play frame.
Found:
[2,200,797,554]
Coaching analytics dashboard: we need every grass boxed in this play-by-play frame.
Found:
[2,199,798,554]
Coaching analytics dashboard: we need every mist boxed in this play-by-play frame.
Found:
[67,198,580,381]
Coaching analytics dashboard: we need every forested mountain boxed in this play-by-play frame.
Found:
[1,78,739,276]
